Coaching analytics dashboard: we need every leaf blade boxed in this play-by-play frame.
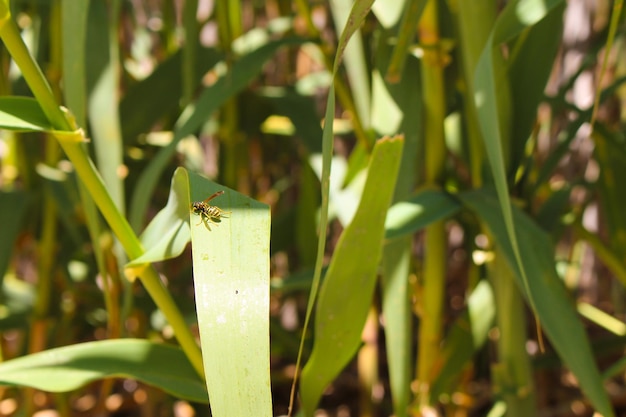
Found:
[300,136,404,415]
[459,189,614,417]
[0,339,207,403]
[188,170,272,417]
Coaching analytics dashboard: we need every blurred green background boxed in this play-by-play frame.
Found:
[0,1,625,416]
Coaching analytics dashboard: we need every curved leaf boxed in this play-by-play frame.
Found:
[0,339,207,403]
[127,168,191,267]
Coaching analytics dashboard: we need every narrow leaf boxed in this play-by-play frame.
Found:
[300,136,404,416]
[0,97,52,131]
[459,189,614,417]
[0,339,207,403]
[381,237,412,417]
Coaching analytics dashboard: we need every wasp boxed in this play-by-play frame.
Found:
[190,190,231,227]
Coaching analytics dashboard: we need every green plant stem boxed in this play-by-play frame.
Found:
[56,135,204,379]
[0,8,204,378]
[417,220,445,404]
[0,15,70,131]
[386,0,425,83]
[489,248,536,417]
[417,0,447,408]
[34,186,56,318]
[216,0,242,53]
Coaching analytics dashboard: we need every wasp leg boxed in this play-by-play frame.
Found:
[197,215,222,231]
[200,216,212,231]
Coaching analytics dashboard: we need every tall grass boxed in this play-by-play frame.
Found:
[0,1,623,416]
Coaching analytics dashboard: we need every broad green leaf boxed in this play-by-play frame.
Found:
[384,188,461,240]
[61,0,110,314]
[300,136,404,416]
[0,97,52,131]
[0,339,207,403]
[534,184,570,235]
[492,0,564,43]
[187,170,272,417]
[459,189,614,417]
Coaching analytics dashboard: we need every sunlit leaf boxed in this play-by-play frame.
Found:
[187,170,272,417]
[300,136,404,416]
[0,339,207,403]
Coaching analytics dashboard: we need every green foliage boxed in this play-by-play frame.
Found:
[0,0,624,416]
[0,339,207,402]
[460,189,611,416]
[300,136,403,415]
